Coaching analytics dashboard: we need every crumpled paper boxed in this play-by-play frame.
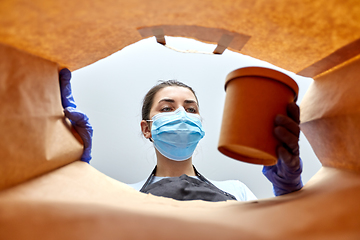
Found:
[300,55,360,172]
[0,43,83,190]
[0,0,359,77]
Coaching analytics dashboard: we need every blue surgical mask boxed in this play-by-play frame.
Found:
[148,107,205,161]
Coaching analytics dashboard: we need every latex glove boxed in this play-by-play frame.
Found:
[59,68,93,163]
[262,102,303,196]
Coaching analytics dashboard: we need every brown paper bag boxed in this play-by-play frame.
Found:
[0,43,83,190]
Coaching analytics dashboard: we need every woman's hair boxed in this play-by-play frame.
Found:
[142,80,198,120]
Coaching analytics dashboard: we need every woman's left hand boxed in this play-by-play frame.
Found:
[262,102,303,196]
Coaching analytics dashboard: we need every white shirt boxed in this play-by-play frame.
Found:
[128,176,257,201]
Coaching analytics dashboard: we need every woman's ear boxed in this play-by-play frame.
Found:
[140,120,152,139]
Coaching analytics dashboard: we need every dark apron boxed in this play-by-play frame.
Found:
[139,166,237,202]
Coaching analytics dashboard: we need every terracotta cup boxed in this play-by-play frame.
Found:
[218,67,299,165]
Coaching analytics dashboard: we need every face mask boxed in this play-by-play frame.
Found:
[148,107,205,161]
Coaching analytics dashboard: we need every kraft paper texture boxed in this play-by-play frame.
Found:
[0,162,359,239]
[0,0,359,77]
[300,55,360,172]
[1,0,360,239]
[0,43,83,190]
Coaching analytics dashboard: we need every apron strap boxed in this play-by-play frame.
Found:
[139,166,157,192]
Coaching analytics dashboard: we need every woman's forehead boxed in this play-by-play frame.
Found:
[154,86,197,103]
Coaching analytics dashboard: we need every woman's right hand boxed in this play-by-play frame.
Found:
[59,68,93,163]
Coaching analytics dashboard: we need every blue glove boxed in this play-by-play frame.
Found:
[59,68,93,163]
[262,102,303,196]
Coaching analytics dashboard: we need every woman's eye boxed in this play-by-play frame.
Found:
[161,107,172,112]
[186,108,197,113]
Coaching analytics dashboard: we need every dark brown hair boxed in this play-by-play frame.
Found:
[142,80,198,121]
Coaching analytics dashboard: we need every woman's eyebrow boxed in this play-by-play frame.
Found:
[184,100,198,106]
[158,98,198,106]
[158,98,175,104]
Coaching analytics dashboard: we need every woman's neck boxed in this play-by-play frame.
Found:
[155,150,195,177]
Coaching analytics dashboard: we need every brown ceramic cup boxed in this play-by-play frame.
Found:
[218,67,299,165]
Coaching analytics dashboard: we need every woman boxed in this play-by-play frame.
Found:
[59,68,261,202]
[129,80,303,202]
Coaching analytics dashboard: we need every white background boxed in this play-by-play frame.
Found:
[71,37,321,199]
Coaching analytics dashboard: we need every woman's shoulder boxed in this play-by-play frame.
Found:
[127,179,148,191]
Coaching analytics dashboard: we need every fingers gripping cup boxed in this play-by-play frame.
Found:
[218,67,299,166]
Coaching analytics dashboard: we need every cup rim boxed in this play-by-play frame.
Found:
[225,67,299,101]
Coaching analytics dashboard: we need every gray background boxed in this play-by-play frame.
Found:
[71,37,321,199]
